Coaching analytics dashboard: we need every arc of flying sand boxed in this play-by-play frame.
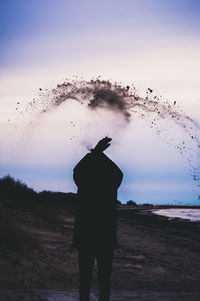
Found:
[22,78,200,183]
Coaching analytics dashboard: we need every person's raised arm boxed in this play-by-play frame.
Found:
[90,136,112,154]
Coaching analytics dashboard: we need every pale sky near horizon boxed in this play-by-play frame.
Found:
[0,0,200,204]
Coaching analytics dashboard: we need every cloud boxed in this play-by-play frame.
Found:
[1,13,200,201]
[123,181,196,192]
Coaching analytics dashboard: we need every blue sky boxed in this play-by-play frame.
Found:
[1,0,200,67]
[0,0,200,203]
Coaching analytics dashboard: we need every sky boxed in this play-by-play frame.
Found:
[0,0,200,204]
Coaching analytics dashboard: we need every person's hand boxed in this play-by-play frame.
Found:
[92,136,112,153]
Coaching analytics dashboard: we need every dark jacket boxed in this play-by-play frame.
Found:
[73,151,123,249]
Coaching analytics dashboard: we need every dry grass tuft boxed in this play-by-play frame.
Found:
[0,214,41,253]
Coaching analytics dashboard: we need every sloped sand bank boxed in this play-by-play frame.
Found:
[0,289,200,301]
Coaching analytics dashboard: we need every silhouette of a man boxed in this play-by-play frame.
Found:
[73,137,123,301]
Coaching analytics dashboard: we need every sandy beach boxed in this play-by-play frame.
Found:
[1,200,200,300]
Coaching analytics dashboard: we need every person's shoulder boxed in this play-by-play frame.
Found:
[73,153,92,171]
[102,153,123,174]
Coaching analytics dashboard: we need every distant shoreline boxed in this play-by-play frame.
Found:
[117,206,200,233]
[119,204,200,209]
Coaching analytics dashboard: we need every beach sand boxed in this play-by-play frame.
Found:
[1,206,200,300]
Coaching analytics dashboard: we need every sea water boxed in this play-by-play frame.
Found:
[153,208,200,221]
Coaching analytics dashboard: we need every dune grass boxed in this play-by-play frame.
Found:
[0,175,76,224]
[0,214,41,253]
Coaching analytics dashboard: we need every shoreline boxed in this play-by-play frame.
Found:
[118,206,200,229]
